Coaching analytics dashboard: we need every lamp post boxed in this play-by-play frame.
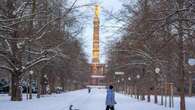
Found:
[189,71,192,97]
[155,68,160,74]
[121,78,125,93]
[117,80,120,92]
[136,74,140,79]
[37,73,41,98]
[154,67,160,104]
[29,70,34,99]
[128,77,131,81]
[188,58,195,97]
[136,74,140,99]
[43,75,47,94]
[128,77,132,96]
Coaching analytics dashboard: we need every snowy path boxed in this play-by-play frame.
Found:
[0,89,194,110]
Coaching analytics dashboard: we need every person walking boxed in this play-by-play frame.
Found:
[88,87,91,93]
[106,85,117,110]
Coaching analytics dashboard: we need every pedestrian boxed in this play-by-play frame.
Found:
[105,85,117,110]
[88,87,91,93]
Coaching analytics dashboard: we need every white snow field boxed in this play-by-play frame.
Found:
[0,89,194,110]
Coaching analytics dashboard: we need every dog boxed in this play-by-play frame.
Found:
[69,105,79,110]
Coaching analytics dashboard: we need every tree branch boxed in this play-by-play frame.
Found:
[0,66,14,73]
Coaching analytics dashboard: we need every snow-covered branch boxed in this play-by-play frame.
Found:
[0,35,29,40]
[14,1,32,16]
[23,53,57,73]
[25,50,43,55]
[0,11,47,22]
[0,53,16,69]
[0,65,14,73]
[4,39,13,55]
[34,0,78,35]
[0,25,16,32]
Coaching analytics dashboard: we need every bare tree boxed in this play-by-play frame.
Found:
[0,0,91,101]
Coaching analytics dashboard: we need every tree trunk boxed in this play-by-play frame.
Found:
[136,88,140,100]
[154,88,158,104]
[37,76,41,98]
[147,93,151,102]
[179,78,186,110]
[60,77,65,91]
[48,74,55,94]
[140,88,145,101]
[177,0,186,109]
[29,74,32,99]
[41,76,47,95]
[9,74,12,96]
[141,94,145,101]
[11,73,22,101]
[189,75,192,97]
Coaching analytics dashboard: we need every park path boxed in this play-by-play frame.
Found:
[1,88,194,110]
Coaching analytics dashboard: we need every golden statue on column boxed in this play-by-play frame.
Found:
[89,4,105,86]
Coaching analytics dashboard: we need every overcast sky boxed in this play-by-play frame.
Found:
[70,0,124,63]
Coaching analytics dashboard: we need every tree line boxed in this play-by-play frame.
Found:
[106,0,195,110]
[0,0,90,101]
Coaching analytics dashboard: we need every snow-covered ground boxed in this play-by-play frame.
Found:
[0,89,194,110]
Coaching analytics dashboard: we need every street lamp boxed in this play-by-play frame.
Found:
[188,58,195,97]
[128,77,131,81]
[136,74,140,79]
[121,78,125,93]
[44,74,47,78]
[188,71,193,97]
[155,67,162,105]
[116,80,120,92]
[30,70,34,75]
[43,74,48,94]
[155,68,160,74]
[128,77,132,95]
[29,70,33,99]
[135,74,140,99]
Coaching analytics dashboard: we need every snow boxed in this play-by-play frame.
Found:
[188,58,195,66]
[0,89,195,110]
